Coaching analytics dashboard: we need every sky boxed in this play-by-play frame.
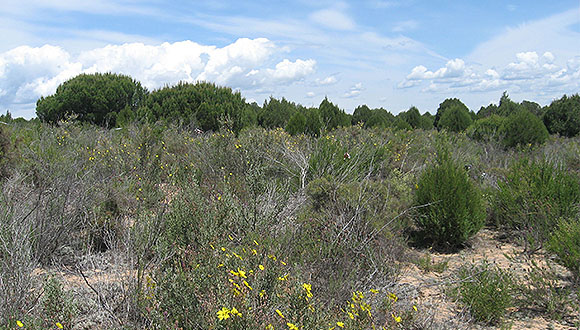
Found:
[1,1,579,119]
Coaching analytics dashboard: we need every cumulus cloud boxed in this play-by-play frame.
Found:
[398,51,580,94]
[0,38,316,113]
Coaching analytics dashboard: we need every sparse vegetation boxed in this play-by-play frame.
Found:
[0,78,578,329]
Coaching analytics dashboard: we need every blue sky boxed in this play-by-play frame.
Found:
[1,1,579,118]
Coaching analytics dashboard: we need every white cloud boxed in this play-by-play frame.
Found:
[0,38,317,115]
[398,51,580,94]
[343,82,363,98]
[406,58,465,80]
[306,91,315,98]
[315,75,338,85]
[310,8,356,31]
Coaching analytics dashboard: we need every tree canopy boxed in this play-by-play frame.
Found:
[36,73,147,127]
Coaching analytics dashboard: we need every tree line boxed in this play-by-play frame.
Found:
[32,72,580,146]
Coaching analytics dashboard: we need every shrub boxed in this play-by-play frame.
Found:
[414,147,485,249]
[438,104,473,133]
[42,275,77,328]
[543,94,580,137]
[452,261,515,325]
[500,110,548,148]
[492,158,580,251]
[547,217,580,280]
[466,114,505,142]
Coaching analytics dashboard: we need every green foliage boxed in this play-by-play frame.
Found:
[452,261,515,325]
[318,97,350,131]
[259,97,299,129]
[547,217,580,280]
[497,91,523,117]
[414,254,448,273]
[492,158,580,250]
[466,114,506,142]
[433,98,469,129]
[285,111,307,136]
[414,147,485,249]
[140,81,251,132]
[36,73,146,127]
[438,104,473,132]
[543,94,580,137]
[500,109,548,148]
[42,275,77,328]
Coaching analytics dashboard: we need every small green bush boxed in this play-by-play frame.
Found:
[466,114,505,142]
[414,148,485,249]
[547,217,580,280]
[453,261,515,325]
[500,110,548,148]
[492,158,580,251]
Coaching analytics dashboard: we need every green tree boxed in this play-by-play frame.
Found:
[543,94,580,137]
[318,97,350,131]
[501,110,549,148]
[258,97,298,129]
[497,91,522,117]
[438,105,473,132]
[434,98,469,129]
[352,105,372,126]
[285,111,307,135]
[36,73,147,127]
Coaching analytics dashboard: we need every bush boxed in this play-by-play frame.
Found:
[438,104,473,133]
[543,94,580,137]
[492,158,580,251]
[414,147,485,249]
[547,217,580,280]
[500,110,549,148]
[452,261,515,325]
[466,114,505,142]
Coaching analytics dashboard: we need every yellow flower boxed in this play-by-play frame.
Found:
[276,309,285,318]
[259,264,265,270]
[243,280,253,290]
[231,307,242,317]
[56,322,64,329]
[392,313,402,323]
[287,322,299,330]
[217,307,230,320]
[336,321,345,328]
[16,320,24,328]
[413,305,418,312]
[266,324,274,330]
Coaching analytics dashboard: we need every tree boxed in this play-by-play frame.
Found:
[318,97,350,131]
[352,105,372,126]
[285,111,307,135]
[438,104,473,132]
[139,81,249,132]
[501,110,549,148]
[543,94,580,137]
[36,73,147,127]
[399,106,422,129]
[258,97,298,129]
[434,98,469,129]
[497,91,522,117]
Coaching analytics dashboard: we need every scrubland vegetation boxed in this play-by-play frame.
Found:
[0,73,579,329]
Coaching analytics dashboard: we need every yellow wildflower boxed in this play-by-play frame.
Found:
[231,307,242,317]
[16,320,24,328]
[56,322,64,329]
[217,307,230,320]
[276,309,285,318]
[287,322,299,330]
[336,321,345,328]
[392,313,402,323]
[259,264,265,270]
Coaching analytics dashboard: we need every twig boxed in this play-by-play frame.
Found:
[77,266,124,327]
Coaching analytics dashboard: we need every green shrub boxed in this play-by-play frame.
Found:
[547,217,580,280]
[438,104,473,133]
[452,261,515,325]
[466,114,505,142]
[42,275,77,328]
[543,94,580,137]
[414,148,485,249]
[492,158,580,251]
[500,110,548,148]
